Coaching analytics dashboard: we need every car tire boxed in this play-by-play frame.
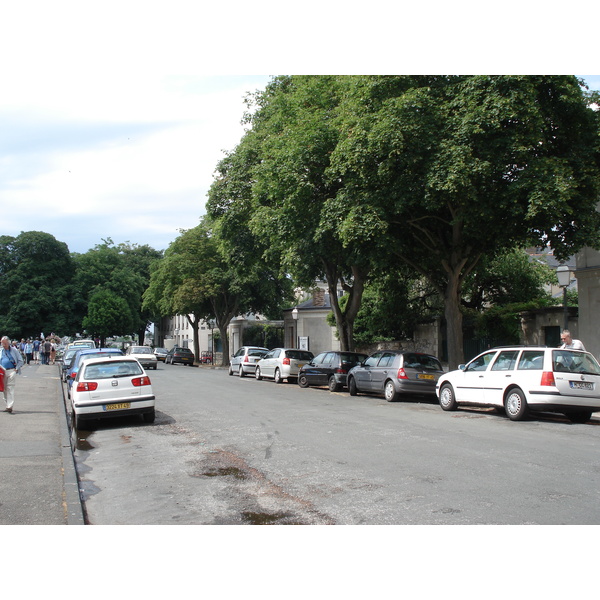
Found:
[143,409,156,424]
[228,365,233,376]
[298,373,310,388]
[328,376,341,392]
[565,410,592,424]
[255,367,262,380]
[348,376,358,396]
[504,387,528,421]
[384,380,400,402]
[239,365,245,378]
[274,368,282,384]
[439,383,458,411]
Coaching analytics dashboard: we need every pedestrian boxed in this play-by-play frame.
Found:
[24,339,34,365]
[1,336,24,413]
[33,338,40,363]
[50,340,57,365]
[42,339,52,365]
[560,329,585,351]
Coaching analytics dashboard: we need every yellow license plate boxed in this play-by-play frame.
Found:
[417,374,435,380]
[104,402,131,411]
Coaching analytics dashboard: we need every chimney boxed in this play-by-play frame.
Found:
[313,288,325,307]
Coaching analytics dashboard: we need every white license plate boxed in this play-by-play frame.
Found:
[570,381,593,390]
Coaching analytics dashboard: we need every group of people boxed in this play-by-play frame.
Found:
[1,334,61,414]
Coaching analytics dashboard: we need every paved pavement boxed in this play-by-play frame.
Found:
[0,362,85,525]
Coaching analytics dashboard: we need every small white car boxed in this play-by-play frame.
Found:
[229,346,269,377]
[125,345,158,370]
[436,346,600,423]
[70,356,156,429]
[255,348,314,384]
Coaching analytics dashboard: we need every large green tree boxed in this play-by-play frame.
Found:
[329,75,600,367]
[212,76,384,352]
[0,231,80,338]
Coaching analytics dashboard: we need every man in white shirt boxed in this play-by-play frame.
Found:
[560,330,585,351]
[1,336,24,413]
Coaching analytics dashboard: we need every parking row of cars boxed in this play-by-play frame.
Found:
[230,344,600,424]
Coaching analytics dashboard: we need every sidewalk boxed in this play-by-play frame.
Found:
[0,363,85,525]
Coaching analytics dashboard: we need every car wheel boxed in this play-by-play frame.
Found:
[328,376,341,392]
[255,367,262,380]
[348,376,358,396]
[384,380,400,402]
[504,387,528,421]
[565,410,592,424]
[238,365,245,378]
[439,383,458,411]
[143,409,156,424]
[274,368,282,384]
[298,373,310,388]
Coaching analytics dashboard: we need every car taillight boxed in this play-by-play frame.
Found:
[283,357,291,365]
[244,355,249,362]
[76,382,98,392]
[132,376,151,387]
[541,371,556,386]
[336,368,347,374]
[397,368,408,380]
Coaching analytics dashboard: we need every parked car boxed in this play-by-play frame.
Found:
[68,339,96,349]
[229,346,269,377]
[125,345,158,370]
[347,350,444,402]
[200,351,213,364]
[298,351,368,392]
[60,347,80,382]
[66,348,124,395]
[436,345,600,423]
[153,347,169,362]
[70,355,155,429]
[255,348,314,383]
[165,347,195,366]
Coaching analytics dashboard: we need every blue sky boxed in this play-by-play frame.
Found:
[1,2,599,255]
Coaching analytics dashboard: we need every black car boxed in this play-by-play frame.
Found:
[298,351,368,392]
[165,347,195,366]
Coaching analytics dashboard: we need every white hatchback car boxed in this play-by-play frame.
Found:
[255,348,314,384]
[70,356,156,429]
[436,346,600,423]
[125,345,158,370]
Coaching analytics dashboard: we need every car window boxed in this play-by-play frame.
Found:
[234,348,244,357]
[364,353,382,367]
[286,350,314,361]
[491,350,519,371]
[517,350,545,370]
[248,349,267,358]
[312,353,326,365]
[84,360,144,379]
[552,350,600,374]
[340,353,367,367]
[377,353,396,368]
[322,352,335,364]
[133,347,152,354]
[466,352,496,372]
[403,353,443,370]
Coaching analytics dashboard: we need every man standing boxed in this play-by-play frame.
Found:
[1,336,24,413]
[560,330,586,351]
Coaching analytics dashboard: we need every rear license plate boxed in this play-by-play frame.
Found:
[417,374,435,380]
[570,381,593,390]
[104,402,131,411]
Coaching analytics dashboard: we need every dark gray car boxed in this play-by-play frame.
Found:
[347,350,444,402]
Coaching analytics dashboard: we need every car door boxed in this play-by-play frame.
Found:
[263,349,279,377]
[453,351,498,403]
[369,352,397,393]
[305,353,326,386]
[482,350,520,406]
[354,352,382,392]
[316,352,336,386]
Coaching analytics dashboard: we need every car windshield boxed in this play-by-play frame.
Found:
[552,350,600,375]
[83,360,144,379]
[286,350,314,361]
[403,353,443,370]
[132,347,152,354]
[340,353,367,365]
[248,349,268,357]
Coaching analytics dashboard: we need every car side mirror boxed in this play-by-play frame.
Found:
[458,364,466,370]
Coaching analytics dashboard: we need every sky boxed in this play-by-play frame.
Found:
[1,3,599,255]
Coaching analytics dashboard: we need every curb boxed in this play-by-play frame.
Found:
[57,371,86,525]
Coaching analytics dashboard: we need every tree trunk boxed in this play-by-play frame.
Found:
[444,269,464,370]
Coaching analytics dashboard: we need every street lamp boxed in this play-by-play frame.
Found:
[291,307,298,349]
[556,264,570,330]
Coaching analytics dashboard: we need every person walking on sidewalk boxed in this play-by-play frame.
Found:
[1,336,24,413]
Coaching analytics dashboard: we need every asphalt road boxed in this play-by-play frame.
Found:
[69,363,600,525]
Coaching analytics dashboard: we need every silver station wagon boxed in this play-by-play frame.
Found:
[437,346,600,423]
